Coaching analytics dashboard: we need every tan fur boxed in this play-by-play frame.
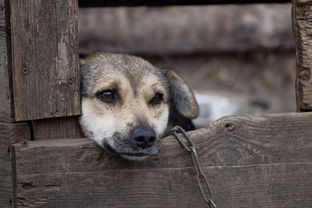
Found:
[82,75,169,137]
[79,52,198,160]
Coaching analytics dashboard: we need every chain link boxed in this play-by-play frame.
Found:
[171,126,217,208]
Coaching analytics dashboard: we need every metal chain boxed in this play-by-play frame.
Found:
[170,126,217,208]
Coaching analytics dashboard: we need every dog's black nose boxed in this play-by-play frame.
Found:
[131,127,156,149]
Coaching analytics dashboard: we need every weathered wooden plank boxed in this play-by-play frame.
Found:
[0,0,13,122]
[293,1,312,110]
[78,0,290,7]
[0,121,14,208]
[13,113,312,207]
[32,116,83,140]
[0,1,15,206]
[79,5,294,55]
[8,123,31,144]
[10,0,80,121]
[14,112,312,174]
[15,163,312,208]
[0,122,31,208]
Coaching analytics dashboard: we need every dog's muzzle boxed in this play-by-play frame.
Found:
[130,126,156,149]
[103,126,160,161]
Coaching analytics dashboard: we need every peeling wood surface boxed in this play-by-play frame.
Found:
[10,0,80,121]
[14,113,312,207]
[0,0,13,122]
[293,0,312,110]
[32,116,83,140]
[0,122,31,208]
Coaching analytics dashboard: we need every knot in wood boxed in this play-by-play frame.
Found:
[22,67,29,75]
[225,123,236,132]
[22,141,28,147]
[68,78,75,85]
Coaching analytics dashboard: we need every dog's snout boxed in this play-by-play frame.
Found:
[131,127,156,149]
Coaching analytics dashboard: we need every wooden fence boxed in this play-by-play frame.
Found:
[0,0,311,207]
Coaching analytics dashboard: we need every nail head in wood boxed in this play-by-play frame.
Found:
[225,123,236,132]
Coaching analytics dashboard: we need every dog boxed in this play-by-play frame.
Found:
[79,52,199,160]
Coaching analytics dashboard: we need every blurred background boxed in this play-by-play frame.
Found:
[78,4,295,126]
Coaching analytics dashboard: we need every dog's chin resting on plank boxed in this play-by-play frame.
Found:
[79,52,199,161]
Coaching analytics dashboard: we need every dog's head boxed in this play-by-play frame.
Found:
[80,53,198,160]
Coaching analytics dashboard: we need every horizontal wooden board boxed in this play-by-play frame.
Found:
[14,112,312,174]
[293,2,312,111]
[14,113,312,207]
[79,5,293,55]
[0,0,13,122]
[10,0,80,121]
[32,116,83,140]
[16,163,312,208]
[78,0,290,7]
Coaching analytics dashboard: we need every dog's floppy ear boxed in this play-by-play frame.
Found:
[163,70,199,119]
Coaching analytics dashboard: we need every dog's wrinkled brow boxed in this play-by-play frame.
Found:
[80,53,169,97]
[92,81,120,96]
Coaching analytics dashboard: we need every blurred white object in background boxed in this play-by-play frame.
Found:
[193,91,279,128]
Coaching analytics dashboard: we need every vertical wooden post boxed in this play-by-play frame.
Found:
[292,0,312,111]
[1,1,33,207]
[0,0,13,123]
[0,1,14,207]
[10,0,80,121]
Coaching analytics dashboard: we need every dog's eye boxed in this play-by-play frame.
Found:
[96,90,118,103]
[150,93,163,105]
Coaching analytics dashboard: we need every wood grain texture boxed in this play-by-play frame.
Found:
[32,116,83,140]
[0,122,31,208]
[293,1,312,111]
[15,112,312,173]
[78,0,290,7]
[0,123,14,208]
[10,0,80,121]
[9,123,31,144]
[0,0,13,122]
[16,163,312,208]
[79,5,293,55]
[13,113,312,207]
